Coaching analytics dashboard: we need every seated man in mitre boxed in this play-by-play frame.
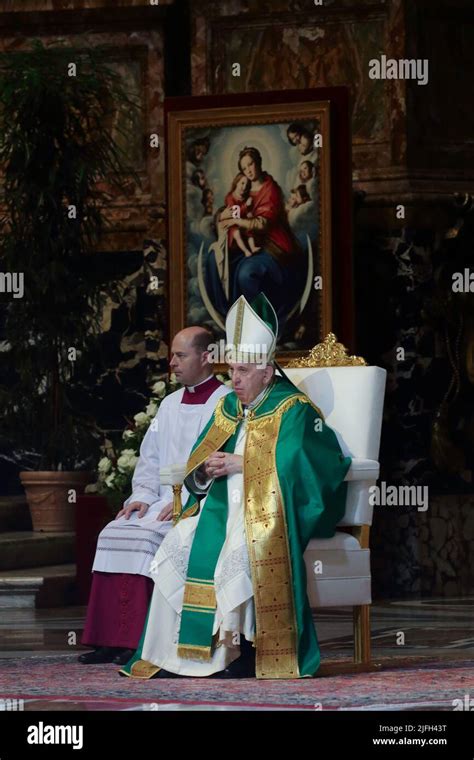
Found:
[120,293,351,680]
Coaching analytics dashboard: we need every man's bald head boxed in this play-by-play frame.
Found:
[182,325,215,352]
[169,325,215,387]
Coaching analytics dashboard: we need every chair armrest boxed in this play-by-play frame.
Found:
[344,459,379,482]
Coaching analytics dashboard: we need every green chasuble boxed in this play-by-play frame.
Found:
[121,375,351,680]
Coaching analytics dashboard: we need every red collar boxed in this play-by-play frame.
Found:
[181,375,222,405]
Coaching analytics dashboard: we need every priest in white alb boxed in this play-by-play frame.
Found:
[79,326,230,665]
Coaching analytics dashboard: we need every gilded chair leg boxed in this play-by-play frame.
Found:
[353,605,371,665]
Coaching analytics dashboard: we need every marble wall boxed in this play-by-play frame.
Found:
[0,0,174,10]
[1,0,474,597]
[372,494,474,598]
[188,0,474,597]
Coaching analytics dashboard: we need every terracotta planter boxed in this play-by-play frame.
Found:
[20,471,92,532]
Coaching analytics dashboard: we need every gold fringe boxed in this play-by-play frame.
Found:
[177,644,212,661]
[214,397,239,434]
[247,394,302,428]
[247,395,325,429]
[126,659,162,679]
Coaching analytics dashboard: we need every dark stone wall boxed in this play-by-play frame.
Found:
[1,0,474,596]
[191,0,474,597]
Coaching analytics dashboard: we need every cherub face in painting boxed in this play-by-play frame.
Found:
[288,190,298,208]
[192,169,206,189]
[298,132,313,155]
[288,126,313,155]
[233,175,250,201]
[287,129,299,146]
[299,161,313,182]
[193,142,208,164]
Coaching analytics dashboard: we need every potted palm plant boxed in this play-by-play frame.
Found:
[0,40,140,531]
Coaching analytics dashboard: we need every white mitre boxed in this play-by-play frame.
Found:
[225,293,278,363]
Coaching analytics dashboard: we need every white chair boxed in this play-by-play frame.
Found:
[285,334,386,670]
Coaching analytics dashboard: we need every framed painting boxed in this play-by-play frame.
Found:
[165,88,353,364]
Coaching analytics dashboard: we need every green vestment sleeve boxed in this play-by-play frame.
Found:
[275,398,352,676]
[276,400,352,545]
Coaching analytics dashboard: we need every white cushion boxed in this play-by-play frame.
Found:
[304,532,372,606]
[308,577,372,607]
[345,458,379,480]
[340,460,379,525]
[340,481,377,526]
[307,531,361,551]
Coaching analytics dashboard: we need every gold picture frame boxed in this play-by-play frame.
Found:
[165,89,352,365]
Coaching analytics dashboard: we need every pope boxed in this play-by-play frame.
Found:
[121,294,351,679]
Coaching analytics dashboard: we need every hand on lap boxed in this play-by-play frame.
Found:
[115,501,149,520]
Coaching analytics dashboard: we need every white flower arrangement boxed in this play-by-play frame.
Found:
[88,375,180,508]
[97,457,111,474]
[145,401,159,418]
[133,411,150,428]
[117,449,139,473]
[151,380,167,397]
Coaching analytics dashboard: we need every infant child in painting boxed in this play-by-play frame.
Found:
[223,173,260,258]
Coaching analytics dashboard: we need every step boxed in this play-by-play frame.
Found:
[0,531,75,572]
[0,496,32,532]
[0,564,76,608]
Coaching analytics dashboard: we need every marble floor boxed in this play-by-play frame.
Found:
[0,597,473,710]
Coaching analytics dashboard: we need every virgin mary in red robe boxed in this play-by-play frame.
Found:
[206,146,304,326]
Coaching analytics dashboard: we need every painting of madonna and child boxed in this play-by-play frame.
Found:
[184,117,331,354]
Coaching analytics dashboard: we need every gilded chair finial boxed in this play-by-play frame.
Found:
[287,333,367,368]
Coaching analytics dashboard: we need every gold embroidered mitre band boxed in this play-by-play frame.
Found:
[225,293,278,364]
